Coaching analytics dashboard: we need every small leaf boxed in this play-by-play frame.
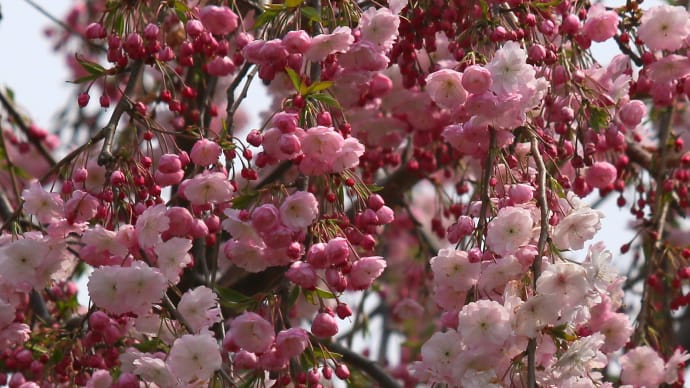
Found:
[313,287,336,299]
[287,286,301,308]
[306,81,333,95]
[285,0,303,7]
[308,93,341,108]
[367,184,384,193]
[300,6,321,22]
[253,8,280,29]
[231,192,259,209]
[215,286,252,305]
[284,67,303,93]
[69,74,103,84]
[589,106,609,130]
[113,13,125,36]
[5,87,14,102]
[75,54,106,76]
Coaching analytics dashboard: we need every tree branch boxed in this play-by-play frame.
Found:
[323,340,401,388]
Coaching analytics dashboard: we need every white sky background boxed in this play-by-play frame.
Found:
[0,0,669,375]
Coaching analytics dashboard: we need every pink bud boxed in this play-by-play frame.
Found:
[528,44,546,63]
[273,112,298,133]
[275,328,309,358]
[143,23,159,40]
[325,237,350,266]
[200,5,239,35]
[282,30,312,54]
[335,364,350,380]
[369,73,393,97]
[190,138,222,166]
[233,350,258,369]
[508,184,534,204]
[461,65,492,94]
[335,303,352,319]
[158,154,182,173]
[78,92,90,108]
[251,204,281,232]
[375,206,394,225]
[349,256,386,290]
[278,133,301,154]
[618,100,646,128]
[307,243,328,268]
[585,161,617,189]
[85,23,106,40]
[286,261,318,289]
[165,207,194,237]
[311,311,339,338]
[186,20,204,37]
[89,311,110,332]
[206,56,236,76]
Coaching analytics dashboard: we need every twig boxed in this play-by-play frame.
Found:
[224,63,254,137]
[0,91,56,166]
[98,61,144,166]
[322,340,401,388]
[24,0,106,53]
[527,134,551,388]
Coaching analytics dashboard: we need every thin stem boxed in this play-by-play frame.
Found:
[527,134,550,388]
[0,90,56,167]
[322,340,401,388]
[98,61,145,166]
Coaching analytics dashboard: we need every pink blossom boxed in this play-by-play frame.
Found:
[425,69,467,110]
[358,7,400,49]
[0,238,60,291]
[135,204,170,248]
[430,248,480,292]
[637,5,690,52]
[182,172,234,205]
[311,311,339,338]
[133,357,178,387]
[87,262,167,315]
[64,190,99,223]
[648,54,690,84]
[282,30,311,54]
[167,333,222,382]
[349,256,387,290]
[458,300,512,348]
[275,328,309,358]
[81,225,129,266]
[514,294,561,337]
[206,56,236,76]
[178,286,220,334]
[618,100,646,128]
[664,348,690,384]
[596,312,632,353]
[305,26,354,62]
[582,4,619,42]
[234,350,258,369]
[339,41,389,71]
[300,126,344,161]
[86,370,113,388]
[154,237,192,284]
[619,346,665,387]
[229,312,275,353]
[223,239,269,273]
[536,262,589,308]
[486,41,535,96]
[191,138,222,166]
[280,191,319,230]
[199,5,239,35]
[553,205,603,250]
[585,161,617,189]
[286,261,318,289]
[486,206,534,256]
[461,65,492,94]
[415,330,464,384]
[22,181,63,223]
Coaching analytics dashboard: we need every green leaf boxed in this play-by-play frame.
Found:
[367,184,384,193]
[69,73,104,84]
[313,287,336,299]
[231,192,259,209]
[288,285,301,308]
[306,81,333,95]
[113,13,125,36]
[284,67,303,93]
[308,93,341,108]
[285,0,303,7]
[215,286,252,305]
[253,8,280,29]
[300,6,321,22]
[75,54,106,76]
[173,1,189,23]
[589,106,609,130]
[4,87,14,102]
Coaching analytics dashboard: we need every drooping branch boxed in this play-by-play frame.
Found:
[0,90,56,167]
[323,340,401,388]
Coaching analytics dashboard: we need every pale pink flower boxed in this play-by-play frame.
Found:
[486,206,534,256]
[430,248,480,292]
[339,41,389,71]
[462,65,493,94]
[182,172,234,205]
[223,239,269,273]
[305,26,354,62]
[553,206,603,250]
[582,4,619,42]
[199,5,239,35]
[618,100,646,128]
[417,330,465,384]
[597,312,632,353]
[230,312,275,353]
[86,370,113,388]
[133,357,179,387]
[300,126,344,161]
[178,286,220,334]
[552,333,607,381]
[206,56,235,76]
[167,333,222,382]
[514,294,561,338]
[457,300,511,348]
[222,208,261,241]
[477,254,524,292]
[331,137,365,172]
[275,327,309,358]
[664,348,690,384]
[536,262,589,308]
[486,41,535,96]
[280,191,319,230]
[81,225,130,266]
[0,238,55,291]
[190,138,222,166]
[585,161,617,189]
[64,190,99,223]
[425,69,467,110]
[22,181,63,223]
[155,237,193,284]
[619,346,665,387]
[648,54,690,84]
[311,311,339,338]
[358,7,400,49]
[135,204,170,248]
[0,299,15,329]
[88,262,167,315]
[637,5,690,52]
[349,256,387,290]
[286,261,318,289]
[583,242,618,294]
